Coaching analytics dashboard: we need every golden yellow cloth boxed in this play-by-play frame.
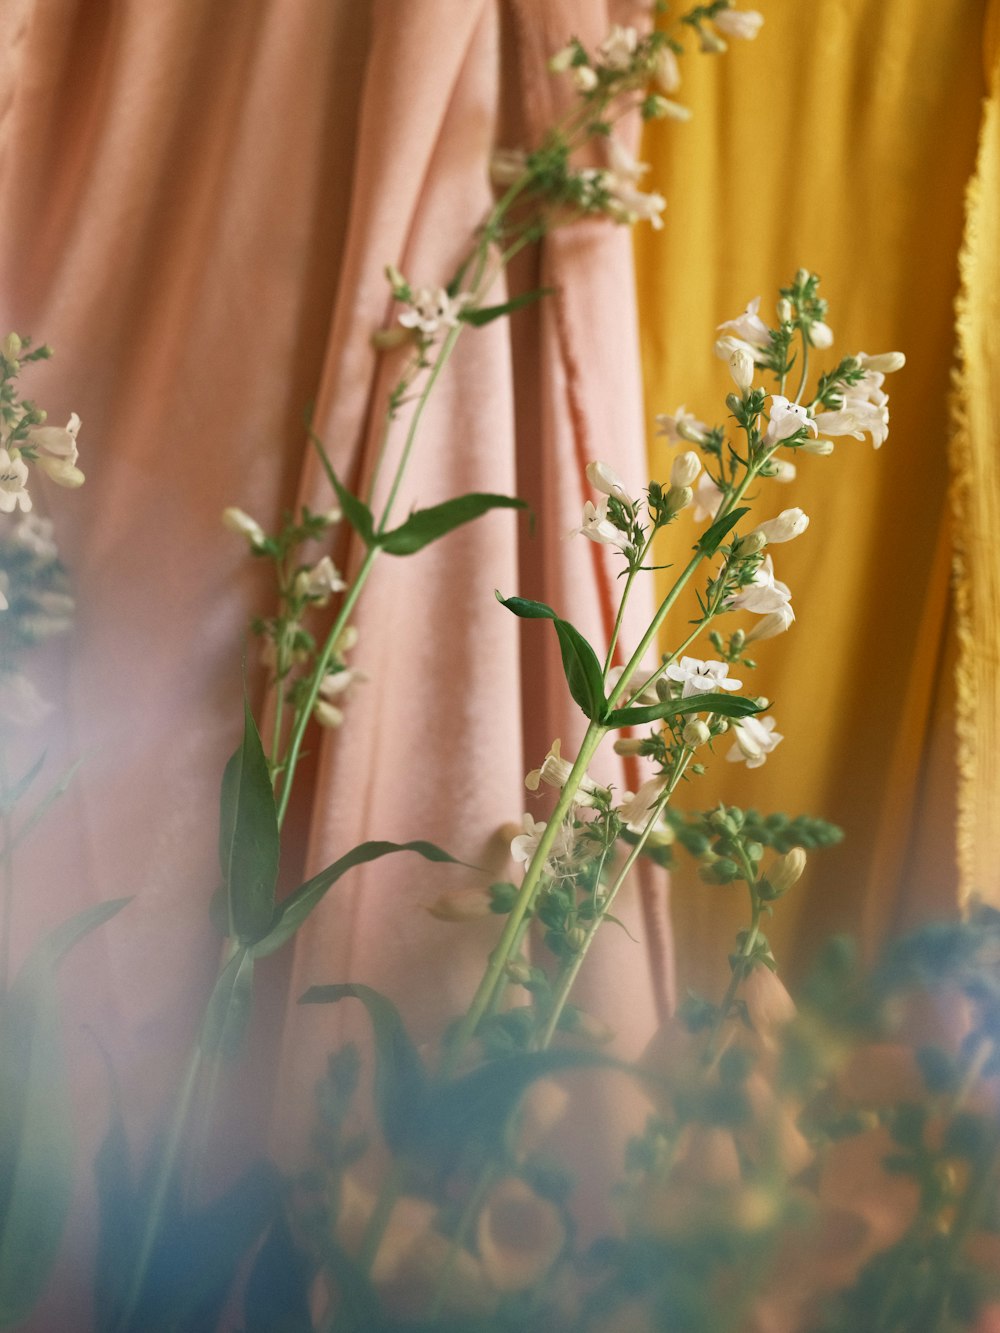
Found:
[953,0,1000,909]
[635,0,989,996]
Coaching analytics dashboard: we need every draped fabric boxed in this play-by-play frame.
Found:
[953,0,1000,909]
[634,0,991,999]
[0,2,666,1323]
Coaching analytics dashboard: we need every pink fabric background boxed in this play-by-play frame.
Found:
[1,1,669,1322]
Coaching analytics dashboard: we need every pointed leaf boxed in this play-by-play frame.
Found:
[200,948,255,1063]
[219,699,279,944]
[496,593,607,721]
[299,984,428,1153]
[0,898,129,1328]
[607,691,763,730]
[459,287,554,327]
[379,492,527,556]
[252,840,466,959]
[697,505,749,556]
[308,434,376,548]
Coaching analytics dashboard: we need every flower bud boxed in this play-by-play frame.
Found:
[613,737,645,755]
[664,484,692,515]
[734,530,767,557]
[859,350,906,375]
[768,847,806,896]
[572,65,599,91]
[743,606,794,641]
[799,437,835,455]
[682,719,711,747]
[751,507,809,545]
[548,44,576,72]
[2,333,22,361]
[765,458,797,482]
[670,450,701,488]
[676,418,707,445]
[426,887,494,922]
[728,348,754,394]
[586,459,629,499]
[809,321,834,349]
[654,44,681,93]
[776,298,793,324]
[566,926,588,953]
[726,393,743,415]
[699,27,728,53]
[222,507,266,547]
[505,959,533,985]
[649,97,692,122]
[384,263,407,295]
[314,699,344,728]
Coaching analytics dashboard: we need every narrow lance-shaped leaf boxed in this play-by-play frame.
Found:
[379,492,527,556]
[219,698,280,944]
[607,691,764,730]
[697,505,750,556]
[307,430,376,548]
[459,287,555,327]
[251,840,468,959]
[0,897,129,1328]
[299,984,428,1154]
[496,593,607,722]
[200,947,256,1064]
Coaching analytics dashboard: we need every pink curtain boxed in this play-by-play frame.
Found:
[1,1,668,1321]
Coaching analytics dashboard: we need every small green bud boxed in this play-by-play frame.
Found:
[505,959,533,986]
[726,392,743,415]
[682,719,711,748]
[566,925,587,953]
[734,531,767,557]
[664,484,692,515]
[730,629,745,652]
[2,333,22,361]
[768,847,806,896]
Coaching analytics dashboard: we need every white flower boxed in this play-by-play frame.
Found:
[799,437,835,456]
[572,65,599,92]
[664,656,742,698]
[525,739,605,807]
[717,297,771,349]
[617,776,668,832]
[764,458,797,482]
[752,507,809,544]
[0,671,51,728]
[713,9,765,40]
[222,506,266,546]
[742,604,795,642]
[692,471,724,522]
[510,814,548,865]
[571,497,629,548]
[655,406,708,445]
[12,514,58,561]
[586,459,632,503]
[607,662,660,707]
[728,348,755,393]
[319,666,367,699]
[314,699,345,728]
[655,44,681,93]
[727,714,783,768]
[649,97,692,122]
[26,413,84,487]
[598,24,638,70]
[295,555,346,602]
[0,449,31,513]
[670,450,701,488]
[715,333,761,364]
[398,287,467,338]
[603,176,666,230]
[763,395,818,446]
[809,320,834,349]
[812,400,889,449]
[728,554,792,615]
[858,350,905,375]
[548,44,577,72]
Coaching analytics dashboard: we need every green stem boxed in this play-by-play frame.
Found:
[444,720,607,1074]
[794,335,810,405]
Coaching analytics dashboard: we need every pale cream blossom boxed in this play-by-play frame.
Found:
[655,405,708,445]
[728,554,792,615]
[751,507,809,544]
[398,287,467,338]
[598,24,638,70]
[26,413,84,487]
[222,507,266,546]
[726,714,783,767]
[665,655,743,698]
[718,297,771,349]
[713,8,765,40]
[692,471,724,522]
[670,450,701,488]
[295,554,346,602]
[762,395,818,446]
[0,449,31,513]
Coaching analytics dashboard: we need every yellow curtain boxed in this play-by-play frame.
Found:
[635,0,989,998]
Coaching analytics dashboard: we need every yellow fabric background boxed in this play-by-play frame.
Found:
[635,0,989,997]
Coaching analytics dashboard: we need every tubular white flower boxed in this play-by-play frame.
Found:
[752,507,810,544]
[742,604,795,641]
[617,776,668,833]
[27,413,84,487]
[586,459,631,502]
[809,320,834,349]
[655,44,681,93]
[858,350,906,375]
[222,507,266,546]
[715,333,761,364]
[812,400,889,449]
[655,405,708,445]
[692,471,724,522]
[664,656,743,698]
[717,297,771,349]
[571,497,630,549]
[295,555,347,602]
[525,739,606,807]
[670,450,701,488]
[598,24,638,70]
[0,449,31,513]
[728,348,755,393]
[398,286,467,338]
[713,8,764,39]
[728,554,792,615]
[726,714,783,768]
[763,395,818,445]
[603,177,666,230]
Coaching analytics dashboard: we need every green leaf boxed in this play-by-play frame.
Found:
[0,752,45,816]
[459,288,554,327]
[299,984,428,1154]
[697,505,749,555]
[496,593,607,722]
[200,948,255,1063]
[308,432,376,547]
[0,898,129,1328]
[607,691,763,730]
[379,492,527,556]
[252,840,466,959]
[219,699,280,944]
